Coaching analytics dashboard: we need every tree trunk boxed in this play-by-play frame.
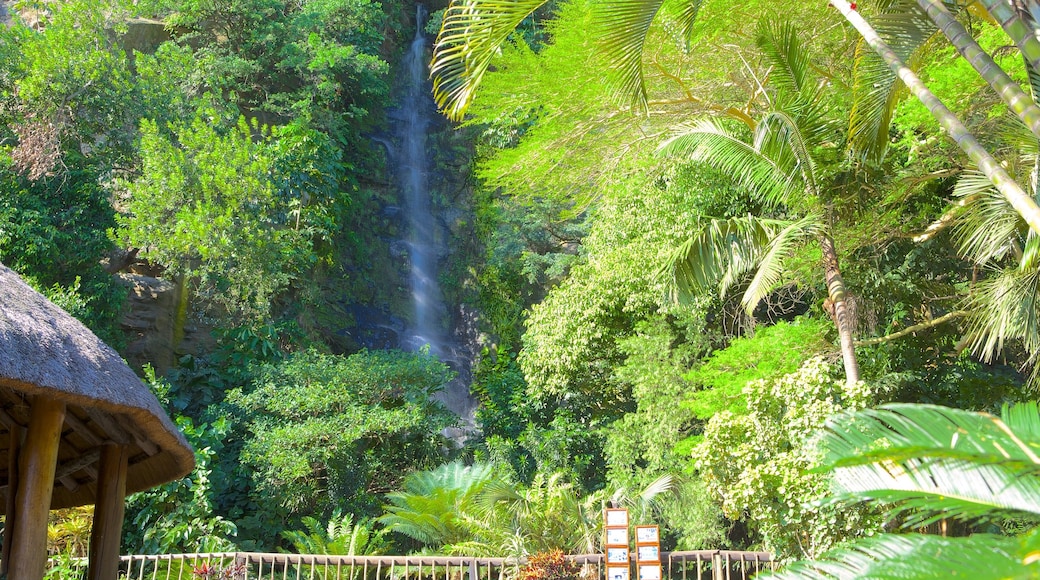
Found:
[981,0,1040,73]
[919,0,1040,140]
[830,0,1040,235]
[820,235,860,386]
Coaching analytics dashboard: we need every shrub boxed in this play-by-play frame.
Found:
[519,550,581,580]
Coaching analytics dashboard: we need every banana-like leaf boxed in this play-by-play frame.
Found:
[659,118,797,207]
[658,215,797,303]
[431,0,549,121]
[760,533,1034,579]
[741,214,821,313]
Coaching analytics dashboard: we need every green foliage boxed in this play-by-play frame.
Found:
[682,318,831,420]
[8,0,137,177]
[695,357,890,559]
[230,348,455,520]
[117,115,333,322]
[125,415,238,553]
[0,164,124,345]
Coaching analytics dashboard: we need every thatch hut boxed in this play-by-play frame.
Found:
[0,263,195,579]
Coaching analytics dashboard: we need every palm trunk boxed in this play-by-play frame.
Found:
[919,0,1040,140]
[820,234,860,387]
[979,0,1040,73]
[830,0,1040,235]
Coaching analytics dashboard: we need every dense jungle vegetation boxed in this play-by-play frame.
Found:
[5,0,1040,573]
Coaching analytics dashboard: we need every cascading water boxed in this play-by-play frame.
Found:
[393,5,477,432]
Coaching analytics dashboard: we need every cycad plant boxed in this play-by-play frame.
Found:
[281,510,387,555]
[379,461,503,548]
[763,402,1040,579]
[658,18,862,386]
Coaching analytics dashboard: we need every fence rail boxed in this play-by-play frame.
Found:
[104,551,774,580]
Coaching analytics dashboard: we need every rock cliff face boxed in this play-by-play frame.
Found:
[118,274,214,375]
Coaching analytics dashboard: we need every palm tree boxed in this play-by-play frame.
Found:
[829,0,1040,234]
[761,401,1040,579]
[658,19,862,386]
[430,0,703,120]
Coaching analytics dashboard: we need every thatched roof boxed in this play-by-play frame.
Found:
[0,263,194,510]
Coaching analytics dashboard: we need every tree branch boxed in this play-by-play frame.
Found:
[855,310,969,347]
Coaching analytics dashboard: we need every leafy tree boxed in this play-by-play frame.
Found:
[229,348,455,523]
[6,0,137,178]
[763,402,1040,579]
[116,115,335,322]
[0,164,125,344]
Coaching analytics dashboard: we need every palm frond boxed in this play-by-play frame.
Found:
[815,403,1040,523]
[594,0,667,112]
[847,3,933,161]
[659,0,703,49]
[431,0,549,121]
[963,266,1040,366]
[659,118,796,206]
[756,17,812,96]
[755,110,819,196]
[659,215,796,303]
[952,169,1024,264]
[819,403,1040,469]
[741,214,820,313]
[761,533,1031,580]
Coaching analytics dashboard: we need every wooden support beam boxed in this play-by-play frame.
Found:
[85,409,159,456]
[7,396,65,580]
[121,422,160,456]
[54,447,103,492]
[1,423,22,575]
[84,409,130,446]
[64,411,103,446]
[87,444,128,580]
[0,407,21,430]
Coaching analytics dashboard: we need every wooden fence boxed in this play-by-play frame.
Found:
[103,551,774,580]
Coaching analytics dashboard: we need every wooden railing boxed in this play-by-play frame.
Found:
[107,551,774,580]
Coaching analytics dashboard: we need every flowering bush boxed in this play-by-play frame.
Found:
[519,550,582,580]
[192,562,247,580]
[695,357,889,559]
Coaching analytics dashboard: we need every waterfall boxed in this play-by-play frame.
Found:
[394,5,476,432]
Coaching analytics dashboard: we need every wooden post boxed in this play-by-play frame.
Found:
[7,396,65,580]
[87,443,128,580]
[1,423,22,575]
